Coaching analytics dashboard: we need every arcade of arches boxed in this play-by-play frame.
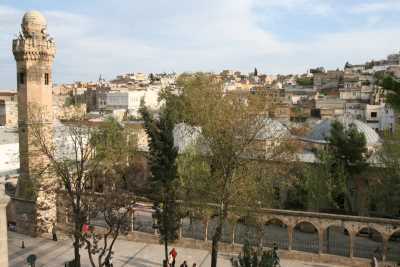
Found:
[179,208,400,264]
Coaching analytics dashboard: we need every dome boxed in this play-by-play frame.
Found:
[173,123,202,153]
[255,118,290,140]
[22,10,47,36]
[307,115,381,146]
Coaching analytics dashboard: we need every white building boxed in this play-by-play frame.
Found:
[339,86,372,102]
[105,87,161,117]
[365,104,395,133]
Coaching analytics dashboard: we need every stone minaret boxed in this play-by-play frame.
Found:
[12,11,57,235]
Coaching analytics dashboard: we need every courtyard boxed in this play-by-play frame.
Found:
[8,231,349,267]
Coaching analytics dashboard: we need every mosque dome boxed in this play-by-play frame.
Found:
[255,118,290,140]
[307,115,381,146]
[22,10,47,37]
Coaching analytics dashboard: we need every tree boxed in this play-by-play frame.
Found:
[140,101,180,263]
[30,109,136,267]
[175,73,290,267]
[302,150,346,211]
[326,121,368,214]
[232,240,280,267]
[83,118,136,267]
[379,75,400,112]
[372,131,400,217]
[296,77,313,86]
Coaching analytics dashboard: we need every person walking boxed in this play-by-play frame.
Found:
[169,248,177,267]
[180,261,188,267]
[51,223,57,241]
[192,263,197,267]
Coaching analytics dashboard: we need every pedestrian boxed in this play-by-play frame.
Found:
[168,254,174,267]
[372,256,379,267]
[52,223,57,241]
[180,260,188,267]
[169,248,177,267]
[192,263,197,267]
[105,256,113,267]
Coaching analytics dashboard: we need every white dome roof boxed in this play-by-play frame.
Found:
[255,118,290,140]
[173,123,202,153]
[22,10,47,36]
[23,10,46,25]
[307,115,381,146]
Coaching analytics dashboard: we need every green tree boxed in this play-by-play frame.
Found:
[232,240,280,267]
[327,121,368,213]
[140,102,180,263]
[380,75,400,112]
[296,77,313,86]
[302,150,346,211]
[372,131,400,217]
[30,111,135,267]
[175,73,290,267]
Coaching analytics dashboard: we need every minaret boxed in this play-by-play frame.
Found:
[12,10,57,235]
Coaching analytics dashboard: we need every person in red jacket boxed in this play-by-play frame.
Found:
[169,248,177,267]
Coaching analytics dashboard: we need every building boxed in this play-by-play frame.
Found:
[315,97,345,119]
[0,91,18,127]
[12,10,57,235]
[104,87,161,117]
[365,104,395,133]
[313,70,343,90]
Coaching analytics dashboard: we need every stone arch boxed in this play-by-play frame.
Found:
[294,220,321,234]
[263,217,288,249]
[354,227,384,259]
[323,225,350,257]
[323,222,351,233]
[387,229,400,262]
[293,221,319,254]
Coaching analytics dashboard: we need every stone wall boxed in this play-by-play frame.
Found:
[5,101,18,127]
[8,197,37,236]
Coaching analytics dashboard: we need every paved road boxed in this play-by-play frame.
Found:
[8,231,348,267]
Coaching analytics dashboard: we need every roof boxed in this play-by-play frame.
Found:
[255,118,291,140]
[307,115,381,146]
[0,121,88,177]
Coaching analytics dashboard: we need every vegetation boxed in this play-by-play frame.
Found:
[296,77,313,86]
[30,108,136,267]
[231,240,280,267]
[372,131,400,217]
[327,121,368,214]
[301,150,346,211]
[170,73,294,267]
[140,100,181,263]
[380,75,400,112]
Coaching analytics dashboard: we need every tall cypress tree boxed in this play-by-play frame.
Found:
[327,121,368,213]
[140,103,180,263]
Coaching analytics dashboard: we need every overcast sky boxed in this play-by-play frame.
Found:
[1,0,400,89]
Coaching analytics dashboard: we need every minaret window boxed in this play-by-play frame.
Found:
[19,72,25,85]
[45,73,49,85]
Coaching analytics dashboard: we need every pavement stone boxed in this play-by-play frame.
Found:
[8,231,348,267]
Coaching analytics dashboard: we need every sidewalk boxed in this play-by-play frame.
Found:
[8,231,348,267]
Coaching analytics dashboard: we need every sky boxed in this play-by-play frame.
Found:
[1,0,400,89]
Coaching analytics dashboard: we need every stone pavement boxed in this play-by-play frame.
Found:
[8,231,348,267]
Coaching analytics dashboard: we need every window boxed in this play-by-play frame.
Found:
[44,73,49,85]
[371,112,377,118]
[19,72,25,85]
